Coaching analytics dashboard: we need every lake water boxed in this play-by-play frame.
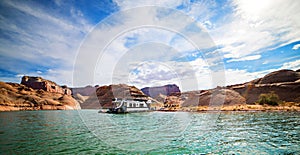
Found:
[0,110,299,154]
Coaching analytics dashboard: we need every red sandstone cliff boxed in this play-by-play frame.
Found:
[163,69,300,110]
[1,69,298,111]
[21,76,72,95]
[229,69,300,104]
[0,81,80,111]
[163,88,246,110]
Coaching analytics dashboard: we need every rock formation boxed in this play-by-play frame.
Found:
[164,94,181,110]
[229,69,300,104]
[77,84,157,109]
[164,89,246,109]
[258,69,300,84]
[231,82,300,104]
[155,93,168,103]
[0,81,80,111]
[21,76,72,95]
[141,84,180,99]
[1,69,299,111]
[162,69,300,110]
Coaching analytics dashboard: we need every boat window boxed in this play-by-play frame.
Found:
[129,103,132,107]
[133,103,136,107]
[140,104,143,107]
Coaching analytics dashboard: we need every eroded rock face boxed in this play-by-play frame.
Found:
[0,81,80,111]
[164,89,246,108]
[228,69,300,104]
[21,76,72,95]
[259,69,300,84]
[141,84,180,98]
[232,81,300,104]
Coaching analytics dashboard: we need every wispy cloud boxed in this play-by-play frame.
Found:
[0,0,299,91]
[74,0,300,90]
[75,5,220,89]
[212,0,300,59]
[227,55,261,63]
[0,0,93,85]
[113,0,183,10]
[280,59,300,70]
[292,44,300,50]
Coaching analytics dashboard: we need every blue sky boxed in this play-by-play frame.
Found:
[0,0,299,91]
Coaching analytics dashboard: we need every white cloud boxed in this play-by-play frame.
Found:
[74,6,218,89]
[280,59,300,70]
[186,1,216,22]
[113,0,183,10]
[125,59,212,91]
[3,0,298,91]
[262,61,269,65]
[223,68,279,86]
[4,69,74,86]
[43,69,73,86]
[222,60,300,86]
[292,44,300,50]
[54,1,300,90]
[212,0,300,59]
[4,1,82,32]
[227,55,261,62]
[225,69,258,85]
[0,1,92,86]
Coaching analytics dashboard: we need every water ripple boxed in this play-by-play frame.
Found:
[0,111,299,154]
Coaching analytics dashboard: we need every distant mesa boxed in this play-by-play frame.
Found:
[71,85,98,96]
[141,84,181,98]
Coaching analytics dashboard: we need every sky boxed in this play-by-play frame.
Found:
[0,0,299,91]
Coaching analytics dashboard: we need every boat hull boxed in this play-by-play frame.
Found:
[100,98,152,114]
[105,107,150,114]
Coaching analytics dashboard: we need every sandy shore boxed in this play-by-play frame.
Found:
[0,105,79,112]
[178,104,300,112]
[1,103,300,112]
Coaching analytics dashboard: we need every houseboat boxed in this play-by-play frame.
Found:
[104,98,152,113]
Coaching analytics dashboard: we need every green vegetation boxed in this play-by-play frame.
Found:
[258,91,281,106]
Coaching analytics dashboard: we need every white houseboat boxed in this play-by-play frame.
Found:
[105,98,151,113]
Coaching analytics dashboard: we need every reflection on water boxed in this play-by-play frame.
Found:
[0,110,299,154]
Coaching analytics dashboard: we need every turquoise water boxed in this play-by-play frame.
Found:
[0,110,299,154]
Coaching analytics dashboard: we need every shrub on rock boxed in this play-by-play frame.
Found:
[258,91,280,106]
